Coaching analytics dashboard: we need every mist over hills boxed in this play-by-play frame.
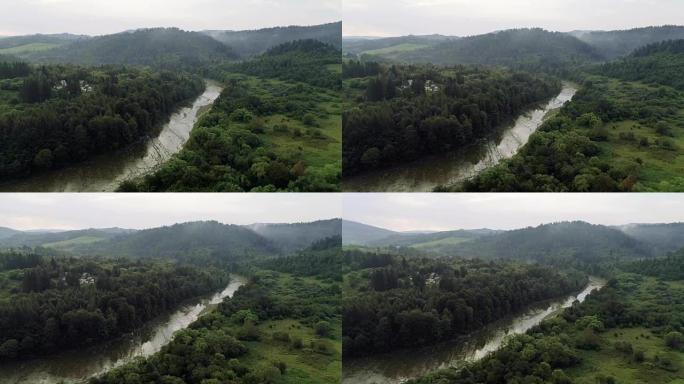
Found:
[22,28,237,69]
[343,219,684,262]
[1,22,342,68]
[203,21,341,57]
[0,219,341,263]
[344,25,684,70]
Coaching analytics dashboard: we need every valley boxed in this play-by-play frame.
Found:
[0,22,342,192]
[340,208,684,384]
[0,215,343,384]
[343,26,684,191]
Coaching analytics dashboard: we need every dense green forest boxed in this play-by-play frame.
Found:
[90,240,342,384]
[570,25,684,60]
[342,62,560,175]
[24,28,237,73]
[0,23,342,192]
[0,62,203,179]
[120,40,342,192]
[206,22,341,58]
[342,251,587,357]
[0,252,229,360]
[343,26,684,192]
[366,29,602,73]
[410,269,684,384]
[460,69,684,191]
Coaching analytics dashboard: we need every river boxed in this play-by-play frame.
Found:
[342,276,606,384]
[0,274,247,384]
[343,83,578,192]
[0,80,223,192]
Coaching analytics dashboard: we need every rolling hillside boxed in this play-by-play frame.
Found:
[246,218,341,253]
[24,28,236,69]
[204,21,341,57]
[342,220,399,245]
[570,25,684,59]
[376,28,602,72]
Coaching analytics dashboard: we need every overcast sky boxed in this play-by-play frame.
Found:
[0,194,341,230]
[344,0,684,37]
[0,0,340,36]
[344,194,684,232]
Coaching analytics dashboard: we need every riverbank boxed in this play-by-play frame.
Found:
[342,276,605,384]
[0,80,223,192]
[342,83,578,192]
[0,275,246,384]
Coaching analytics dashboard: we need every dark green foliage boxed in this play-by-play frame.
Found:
[73,221,277,264]
[258,235,343,280]
[0,254,229,360]
[461,75,683,192]
[91,269,341,384]
[343,62,560,175]
[624,248,684,280]
[571,25,684,60]
[124,76,340,192]
[247,219,341,253]
[0,64,203,179]
[410,272,684,384]
[222,39,341,89]
[597,39,684,90]
[343,251,587,357]
[0,61,30,79]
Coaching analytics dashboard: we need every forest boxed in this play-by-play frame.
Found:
[120,40,342,192]
[342,250,587,357]
[0,62,204,179]
[342,61,560,175]
[0,252,229,360]
[90,238,342,384]
[410,268,684,384]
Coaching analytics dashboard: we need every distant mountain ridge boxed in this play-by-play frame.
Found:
[346,25,684,70]
[23,28,237,69]
[0,219,341,261]
[344,220,675,262]
[204,21,341,57]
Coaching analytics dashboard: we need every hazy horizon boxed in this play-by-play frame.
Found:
[0,194,341,231]
[344,194,684,232]
[0,0,341,36]
[344,0,684,37]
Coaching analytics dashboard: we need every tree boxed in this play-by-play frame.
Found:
[33,149,54,169]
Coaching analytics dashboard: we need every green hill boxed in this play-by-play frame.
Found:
[570,25,684,60]
[341,220,399,246]
[246,218,341,253]
[387,28,601,72]
[204,22,341,58]
[450,221,651,263]
[74,221,277,263]
[26,28,236,70]
[596,39,684,90]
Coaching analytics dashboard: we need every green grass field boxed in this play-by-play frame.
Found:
[42,236,107,250]
[564,276,684,384]
[235,271,341,384]
[362,43,430,57]
[224,74,341,176]
[571,78,684,191]
[0,43,60,55]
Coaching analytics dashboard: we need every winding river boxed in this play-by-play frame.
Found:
[0,80,223,192]
[343,83,578,192]
[0,274,247,384]
[343,276,606,384]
